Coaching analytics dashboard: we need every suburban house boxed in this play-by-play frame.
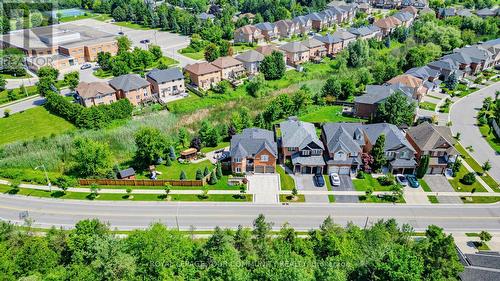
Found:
[109,74,152,106]
[184,62,222,91]
[401,6,419,17]
[393,11,415,28]
[279,42,310,66]
[322,122,417,174]
[233,25,265,44]
[438,7,456,18]
[386,74,429,101]
[255,45,283,56]
[406,122,459,174]
[211,56,246,80]
[292,16,313,34]
[197,12,215,21]
[401,0,427,9]
[475,8,498,18]
[76,81,117,107]
[308,12,328,31]
[146,68,186,102]
[235,50,265,75]
[275,20,298,38]
[427,59,465,81]
[373,16,402,36]
[348,25,382,41]
[354,84,414,119]
[255,22,278,41]
[314,33,343,55]
[301,38,327,61]
[456,9,473,17]
[372,0,402,9]
[278,117,325,174]
[333,30,357,49]
[405,66,442,91]
[443,46,495,75]
[230,128,278,174]
[358,3,372,14]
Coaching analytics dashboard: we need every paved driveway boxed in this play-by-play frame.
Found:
[424,175,462,204]
[450,81,500,183]
[333,175,359,203]
[247,174,279,204]
[294,175,329,203]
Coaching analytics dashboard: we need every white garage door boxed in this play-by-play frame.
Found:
[328,166,350,175]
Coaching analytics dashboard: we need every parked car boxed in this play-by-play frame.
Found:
[314,173,325,187]
[118,31,124,35]
[406,175,420,188]
[80,63,92,70]
[329,173,340,186]
[396,174,408,186]
[140,39,151,44]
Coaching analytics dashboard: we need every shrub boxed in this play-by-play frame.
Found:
[377,175,395,186]
[356,171,366,179]
[461,172,476,185]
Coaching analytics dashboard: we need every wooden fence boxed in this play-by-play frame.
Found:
[79,178,205,187]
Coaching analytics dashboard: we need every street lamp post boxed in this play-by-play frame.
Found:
[35,165,51,192]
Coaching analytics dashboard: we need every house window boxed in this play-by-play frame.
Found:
[302,150,311,156]
[312,149,322,155]
[143,89,148,96]
[287,147,295,152]
[234,158,241,163]
[261,155,269,162]
[236,167,241,173]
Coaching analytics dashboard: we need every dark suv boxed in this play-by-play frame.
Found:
[313,173,325,187]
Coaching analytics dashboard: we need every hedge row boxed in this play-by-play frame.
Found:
[44,92,133,129]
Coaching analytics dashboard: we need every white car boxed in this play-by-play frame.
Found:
[329,173,341,186]
[396,174,408,186]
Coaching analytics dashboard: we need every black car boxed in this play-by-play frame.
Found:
[313,174,325,187]
[118,31,124,35]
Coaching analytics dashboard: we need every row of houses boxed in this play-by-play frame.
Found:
[234,3,359,44]
[438,6,500,18]
[76,68,186,107]
[347,0,428,10]
[353,38,500,119]
[229,117,458,176]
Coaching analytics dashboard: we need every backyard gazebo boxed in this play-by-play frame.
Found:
[180,148,197,160]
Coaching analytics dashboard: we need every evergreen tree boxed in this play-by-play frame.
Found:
[445,71,458,90]
[416,155,429,179]
[203,167,210,177]
[169,146,176,160]
[371,134,387,172]
[216,163,223,178]
[195,168,203,180]
[209,170,218,185]
[180,171,187,180]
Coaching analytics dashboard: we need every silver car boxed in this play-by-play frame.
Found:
[329,173,341,186]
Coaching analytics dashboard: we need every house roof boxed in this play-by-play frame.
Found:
[146,68,184,84]
[314,33,342,44]
[109,74,150,92]
[255,45,281,56]
[255,22,275,31]
[235,50,265,63]
[76,82,115,99]
[374,16,402,29]
[401,6,418,15]
[476,8,497,17]
[291,154,326,166]
[198,12,215,20]
[407,122,458,154]
[393,11,414,22]
[301,38,325,49]
[438,7,456,17]
[118,168,135,178]
[334,29,356,40]
[184,62,220,75]
[355,84,413,105]
[349,26,376,37]
[211,56,243,69]
[362,123,415,152]
[456,9,473,17]
[292,16,311,26]
[275,20,295,29]
[405,66,441,80]
[387,74,423,89]
[279,41,309,53]
[230,128,277,158]
[280,117,324,150]
[236,25,260,35]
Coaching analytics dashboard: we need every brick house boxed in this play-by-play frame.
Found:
[76,81,117,107]
[146,68,186,102]
[184,62,222,91]
[230,128,278,174]
[109,74,152,106]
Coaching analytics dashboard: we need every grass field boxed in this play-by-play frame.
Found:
[479,124,500,154]
[299,106,366,123]
[419,101,437,111]
[448,165,487,193]
[138,160,213,180]
[461,196,500,204]
[277,165,295,190]
[419,179,432,192]
[428,195,439,204]
[353,174,394,191]
[0,73,31,79]
[0,86,37,105]
[0,107,75,146]
[455,143,499,192]
[0,185,252,202]
[179,48,205,60]
[324,175,332,191]
[200,141,229,153]
[279,194,305,203]
[113,21,153,30]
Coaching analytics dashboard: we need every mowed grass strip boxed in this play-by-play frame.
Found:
[0,107,75,146]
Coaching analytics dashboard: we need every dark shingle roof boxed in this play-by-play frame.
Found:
[109,74,150,92]
[118,168,135,178]
[230,128,277,158]
[146,68,184,84]
[280,117,324,150]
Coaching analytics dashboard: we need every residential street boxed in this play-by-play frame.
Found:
[450,82,500,182]
[1,193,499,231]
[0,88,72,117]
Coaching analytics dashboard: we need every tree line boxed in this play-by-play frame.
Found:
[0,216,464,280]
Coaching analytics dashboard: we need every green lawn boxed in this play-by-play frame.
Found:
[419,179,432,192]
[299,106,366,123]
[0,86,37,105]
[0,73,31,79]
[461,196,500,204]
[353,174,394,191]
[138,160,213,180]
[0,107,75,146]
[277,165,295,190]
[479,124,500,154]
[113,21,152,30]
[200,141,229,153]
[279,194,305,203]
[428,195,439,204]
[179,48,205,60]
[93,57,178,79]
[324,175,332,191]
[473,241,490,251]
[419,102,437,111]
[233,44,257,54]
[448,165,486,193]
[358,195,406,203]
[0,185,252,202]
[466,232,480,237]
[328,195,335,203]
[455,143,499,192]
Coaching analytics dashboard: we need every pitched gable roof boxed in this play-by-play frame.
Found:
[407,122,458,154]
[280,117,324,150]
[235,50,265,63]
[387,74,424,89]
[146,68,184,84]
[109,74,150,92]
[76,82,115,99]
[230,128,277,158]
[301,38,325,49]
[184,62,220,75]
[211,56,243,69]
[280,41,309,53]
[374,16,402,29]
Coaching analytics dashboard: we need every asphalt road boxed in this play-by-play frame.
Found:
[0,88,72,117]
[1,194,500,231]
[450,82,500,182]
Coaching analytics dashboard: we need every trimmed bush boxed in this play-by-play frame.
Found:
[461,172,476,185]
[377,175,395,186]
